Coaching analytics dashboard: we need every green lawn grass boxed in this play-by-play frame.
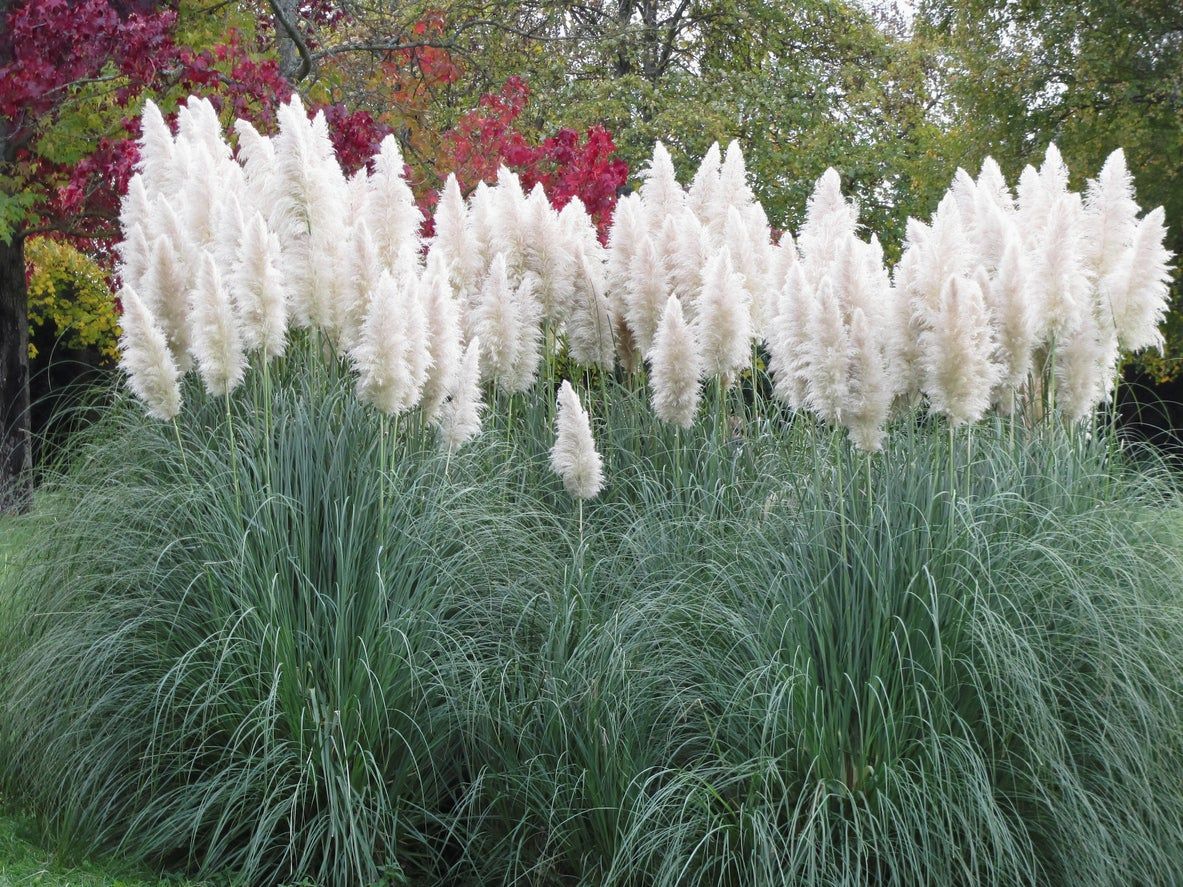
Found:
[0,804,196,886]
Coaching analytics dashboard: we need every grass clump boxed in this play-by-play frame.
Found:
[3,349,1183,885]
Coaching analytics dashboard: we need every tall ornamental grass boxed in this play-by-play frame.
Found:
[3,342,1183,885]
[1,93,1181,885]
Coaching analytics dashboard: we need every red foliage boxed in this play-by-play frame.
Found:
[438,77,629,240]
[0,0,176,123]
[0,0,388,250]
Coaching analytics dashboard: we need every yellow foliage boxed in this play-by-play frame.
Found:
[25,237,120,364]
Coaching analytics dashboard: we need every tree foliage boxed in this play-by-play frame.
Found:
[25,236,119,363]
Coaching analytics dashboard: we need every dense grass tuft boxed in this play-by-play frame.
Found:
[3,346,1183,885]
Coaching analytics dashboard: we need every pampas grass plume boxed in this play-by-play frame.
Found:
[649,295,703,428]
[118,285,182,420]
[550,380,605,500]
[190,252,246,397]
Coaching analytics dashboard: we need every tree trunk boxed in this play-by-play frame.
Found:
[0,232,30,513]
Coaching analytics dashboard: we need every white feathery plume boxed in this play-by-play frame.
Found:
[435,336,484,451]
[640,141,684,226]
[1017,144,1070,240]
[523,184,574,318]
[352,270,421,415]
[389,243,423,295]
[670,212,713,314]
[767,262,810,408]
[467,179,499,269]
[1055,309,1118,422]
[971,191,1013,271]
[338,221,382,351]
[117,222,151,296]
[1015,164,1045,234]
[1040,143,1070,197]
[119,175,152,244]
[140,234,193,371]
[1063,320,1119,422]
[510,274,544,391]
[695,247,752,381]
[767,231,800,303]
[213,192,246,285]
[887,277,923,401]
[365,134,423,267]
[606,192,644,308]
[909,193,972,324]
[558,196,602,259]
[474,253,518,384]
[741,200,773,257]
[1100,206,1173,351]
[802,277,851,424]
[405,274,432,398]
[475,254,542,393]
[136,99,179,197]
[182,149,221,249]
[419,250,464,419]
[180,95,230,162]
[566,254,616,370]
[649,295,703,427]
[919,275,1000,426]
[233,118,277,220]
[1084,148,1141,280]
[831,236,876,325]
[433,173,481,295]
[988,233,1038,394]
[724,205,769,336]
[686,142,721,227]
[118,285,182,421]
[190,252,246,397]
[798,168,859,277]
[272,98,349,331]
[948,168,979,231]
[719,140,756,215]
[1034,193,1090,339]
[490,166,529,271]
[624,234,671,355]
[844,307,893,452]
[550,380,605,500]
[905,217,930,249]
[976,157,1013,210]
[233,213,288,359]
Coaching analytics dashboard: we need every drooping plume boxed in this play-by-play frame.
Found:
[1099,206,1173,352]
[118,285,182,421]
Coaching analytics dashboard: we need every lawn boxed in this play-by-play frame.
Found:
[0,804,196,887]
